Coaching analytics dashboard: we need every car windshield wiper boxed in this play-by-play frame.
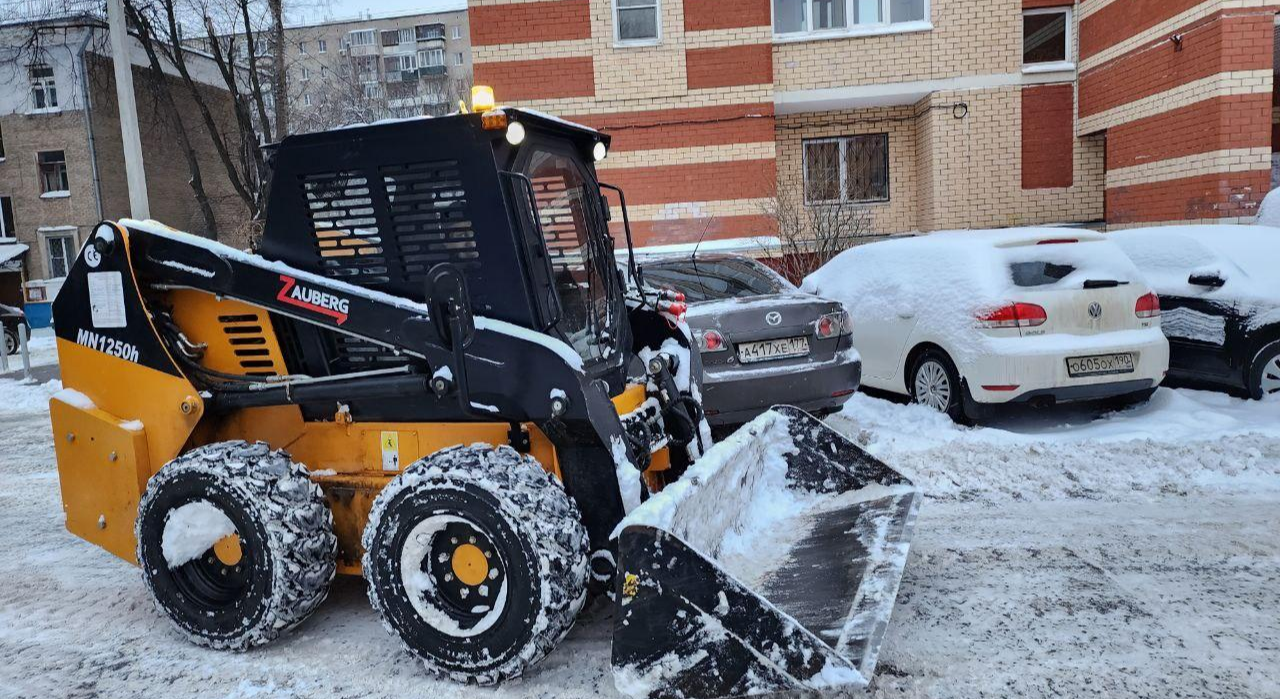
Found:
[1083,279,1130,289]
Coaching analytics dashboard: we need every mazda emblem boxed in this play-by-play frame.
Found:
[1088,302,1103,319]
[765,311,783,326]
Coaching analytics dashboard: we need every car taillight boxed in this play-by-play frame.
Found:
[1135,292,1161,319]
[815,311,851,339]
[698,329,727,353]
[976,303,1048,329]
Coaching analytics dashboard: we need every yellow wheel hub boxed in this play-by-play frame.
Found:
[213,534,243,566]
[450,543,489,586]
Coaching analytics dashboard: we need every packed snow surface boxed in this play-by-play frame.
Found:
[2,369,1280,697]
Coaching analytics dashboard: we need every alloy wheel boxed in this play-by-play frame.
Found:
[1262,351,1280,396]
[914,360,952,411]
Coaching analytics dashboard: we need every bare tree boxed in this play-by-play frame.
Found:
[759,172,875,283]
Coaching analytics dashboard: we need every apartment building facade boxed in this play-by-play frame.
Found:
[0,16,244,326]
[471,0,1278,246]
[282,8,473,128]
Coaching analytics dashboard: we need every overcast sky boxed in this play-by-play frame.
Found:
[287,0,467,25]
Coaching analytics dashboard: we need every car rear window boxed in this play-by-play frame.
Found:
[1009,261,1076,287]
[641,259,785,302]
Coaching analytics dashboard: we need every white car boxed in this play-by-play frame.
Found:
[804,229,1170,421]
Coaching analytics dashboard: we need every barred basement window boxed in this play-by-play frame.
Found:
[803,134,889,205]
[614,0,660,44]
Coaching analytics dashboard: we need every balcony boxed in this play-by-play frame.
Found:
[415,23,446,42]
[418,64,447,77]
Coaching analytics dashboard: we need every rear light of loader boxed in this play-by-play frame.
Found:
[698,329,727,353]
[976,303,1047,329]
[1135,292,1161,319]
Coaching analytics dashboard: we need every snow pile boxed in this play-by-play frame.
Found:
[1110,225,1280,329]
[1255,187,1280,226]
[160,501,237,568]
[831,390,1280,501]
[0,378,62,416]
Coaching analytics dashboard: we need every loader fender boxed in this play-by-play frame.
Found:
[611,406,921,699]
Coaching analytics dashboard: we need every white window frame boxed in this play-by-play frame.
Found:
[451,25,462,40]
[398,27,415,45]
[303,92,312,107]
[802,134,890,206]
[349,29,376,47]
[454,52,464,66]
[37,150,69,195]
[1021,6,1075,74]
[41,229,77,279]
[418,48,445,68]
[317,38,328,53]
[298,41,307,55]
[613,0,661,47]
[28,64,59,113]
[300,66,310,81]
[771,0,931,42]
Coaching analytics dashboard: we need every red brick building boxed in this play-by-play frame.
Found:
[471,0,1278,246]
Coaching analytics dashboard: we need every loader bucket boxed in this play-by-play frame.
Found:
[611,406,921,699]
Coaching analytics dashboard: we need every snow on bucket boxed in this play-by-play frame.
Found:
[611,406,921,699]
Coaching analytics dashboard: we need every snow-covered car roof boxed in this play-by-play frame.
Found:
[1108,225,1280,308]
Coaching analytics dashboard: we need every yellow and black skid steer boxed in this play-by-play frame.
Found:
[49,94,920,697]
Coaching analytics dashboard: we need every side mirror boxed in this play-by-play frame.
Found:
[1188,272,1226,289]
[425,263,475,349]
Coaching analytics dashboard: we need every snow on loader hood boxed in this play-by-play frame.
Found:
[610,406,921,699]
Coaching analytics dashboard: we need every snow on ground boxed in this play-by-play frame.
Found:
[0,371,1278,698]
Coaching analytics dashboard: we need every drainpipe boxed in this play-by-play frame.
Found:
[74,25,104,220]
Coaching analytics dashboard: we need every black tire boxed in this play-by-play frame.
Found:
[136,441,336,651]
[1247,339,1280,400]
[909,348,967,422]
[2,328,16,357]
[363,445,589,685]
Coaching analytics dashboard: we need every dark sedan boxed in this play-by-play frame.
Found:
[1,303,28,357]
[637,253,862,426]
[1112,226,1280,399]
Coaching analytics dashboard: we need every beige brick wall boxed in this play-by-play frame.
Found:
[776,87,1105,236]
[774,0,1023,91]
[776,106,920,234]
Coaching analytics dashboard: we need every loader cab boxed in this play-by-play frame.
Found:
[256,107,631,414]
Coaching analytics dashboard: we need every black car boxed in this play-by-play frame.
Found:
[1112,226,1280,398]
[1,303,28,357]
[635,253,862,425]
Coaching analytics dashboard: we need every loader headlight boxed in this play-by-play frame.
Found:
[505,121,526,146]
[593,141,608,162]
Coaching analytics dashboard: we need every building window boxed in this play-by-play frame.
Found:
[38,150,69,194]
[416,24,445,41]
[1023,7,1073,69]
[349,29,376,47]
[451,25,462,40]
[303,93,312,107]
[398,27,415,44]
[298,41,307,54]
[803,134,889,205]
[44,232,75,278]
[454,52,464,66]
[300,66,310,81]
[363,83,382,100]
[322,65,330,77]
[418,48,444,67]
[774,0,926,36]
[317,38,327,53]
[615,0,660,44]
[352,55,379,82]
[1,197,14,240]
[29,64,58,111]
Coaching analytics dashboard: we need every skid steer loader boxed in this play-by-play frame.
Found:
[48,95,921,697]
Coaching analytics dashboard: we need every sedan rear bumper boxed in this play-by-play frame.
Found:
[700,350,862,426]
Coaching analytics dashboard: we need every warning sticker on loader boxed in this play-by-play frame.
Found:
[87,272,127,328]
[380,432,400,471]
